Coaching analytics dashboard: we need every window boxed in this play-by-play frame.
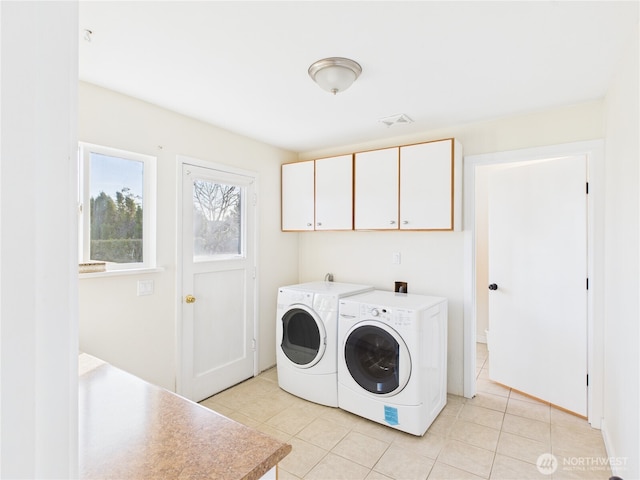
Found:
[78,143,156,271]
[192,177,243,260]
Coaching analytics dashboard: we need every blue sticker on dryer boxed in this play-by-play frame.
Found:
[384,406,399,425]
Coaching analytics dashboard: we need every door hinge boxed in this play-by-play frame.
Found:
[251,338,257,351]
[253,267,257,279]
[253,193,257,206]
[586,182,589,194]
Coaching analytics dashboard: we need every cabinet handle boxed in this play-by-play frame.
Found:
[306,223,312,227]
[317,222,322,226]
[402,220,409,225]
[390,220,396,225]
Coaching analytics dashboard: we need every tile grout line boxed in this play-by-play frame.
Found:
[489,367,508,480]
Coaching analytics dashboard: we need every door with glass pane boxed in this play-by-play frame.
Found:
[180,162,256,402]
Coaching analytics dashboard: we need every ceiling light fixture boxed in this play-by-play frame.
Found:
[308,57,362,95]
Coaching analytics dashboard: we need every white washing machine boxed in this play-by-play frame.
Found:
[276,281,373,407]
[337,290,448,436]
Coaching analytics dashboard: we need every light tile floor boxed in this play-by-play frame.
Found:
[199,344,611,480]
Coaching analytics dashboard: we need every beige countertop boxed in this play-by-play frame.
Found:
[79,354,291,479]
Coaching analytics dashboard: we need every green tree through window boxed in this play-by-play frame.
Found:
[79,142,156,271]
[90,187,143,263]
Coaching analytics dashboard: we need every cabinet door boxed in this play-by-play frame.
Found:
[315,154,353,230]
[281,161,314,231]
[354,148,399,230]
[400,140,455,230]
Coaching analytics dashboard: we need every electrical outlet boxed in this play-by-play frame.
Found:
[395,281,408,293]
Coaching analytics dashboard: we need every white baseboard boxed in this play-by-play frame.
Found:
[600,419,621,478]
[601,418,613,456]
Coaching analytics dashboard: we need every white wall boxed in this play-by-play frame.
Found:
[78,82,298,390]
[1,2,78,477]
[602,23,640,479]
[299,101,604,396]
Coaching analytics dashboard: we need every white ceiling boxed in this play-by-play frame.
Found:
[79,1,638,153]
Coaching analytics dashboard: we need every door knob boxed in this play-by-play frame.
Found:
[488,284,498,291]
[185,294,196,303]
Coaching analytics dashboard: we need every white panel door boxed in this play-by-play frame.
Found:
[181,163,256,402]
[354,148,399,230]
[315,154,353,230]
[400,140,453,230]
[281,161,314,231]
[488,155,587,415]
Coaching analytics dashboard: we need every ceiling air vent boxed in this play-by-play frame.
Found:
[379,113,413,128]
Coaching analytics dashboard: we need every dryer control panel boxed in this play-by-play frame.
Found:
[277,289,314,309]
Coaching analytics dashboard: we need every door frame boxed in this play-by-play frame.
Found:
[175,155,260,397]
[463,140,604,427]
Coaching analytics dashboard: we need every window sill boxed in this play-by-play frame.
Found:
[79,267,165,279]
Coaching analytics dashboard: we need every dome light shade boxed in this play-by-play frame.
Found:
[308,57,362,95]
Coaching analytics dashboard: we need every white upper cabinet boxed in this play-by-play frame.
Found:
[282,155,353,231]
[283,139,462,232]
[354,148,399,230]
[400,139,461,230]
[281,160,314,231]
[315,154,353,230]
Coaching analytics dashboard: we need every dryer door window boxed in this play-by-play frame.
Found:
[281,307,326,368]
[344,324,410,395]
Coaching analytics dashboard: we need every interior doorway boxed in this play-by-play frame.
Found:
[463,140,604,427]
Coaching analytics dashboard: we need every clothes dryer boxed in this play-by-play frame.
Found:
[276,281,373,406]
[337,290,448,435]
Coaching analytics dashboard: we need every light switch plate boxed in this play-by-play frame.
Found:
[137,280,154,296]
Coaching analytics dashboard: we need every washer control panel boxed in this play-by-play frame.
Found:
[359,304,414,327]
[360,304,391,321]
